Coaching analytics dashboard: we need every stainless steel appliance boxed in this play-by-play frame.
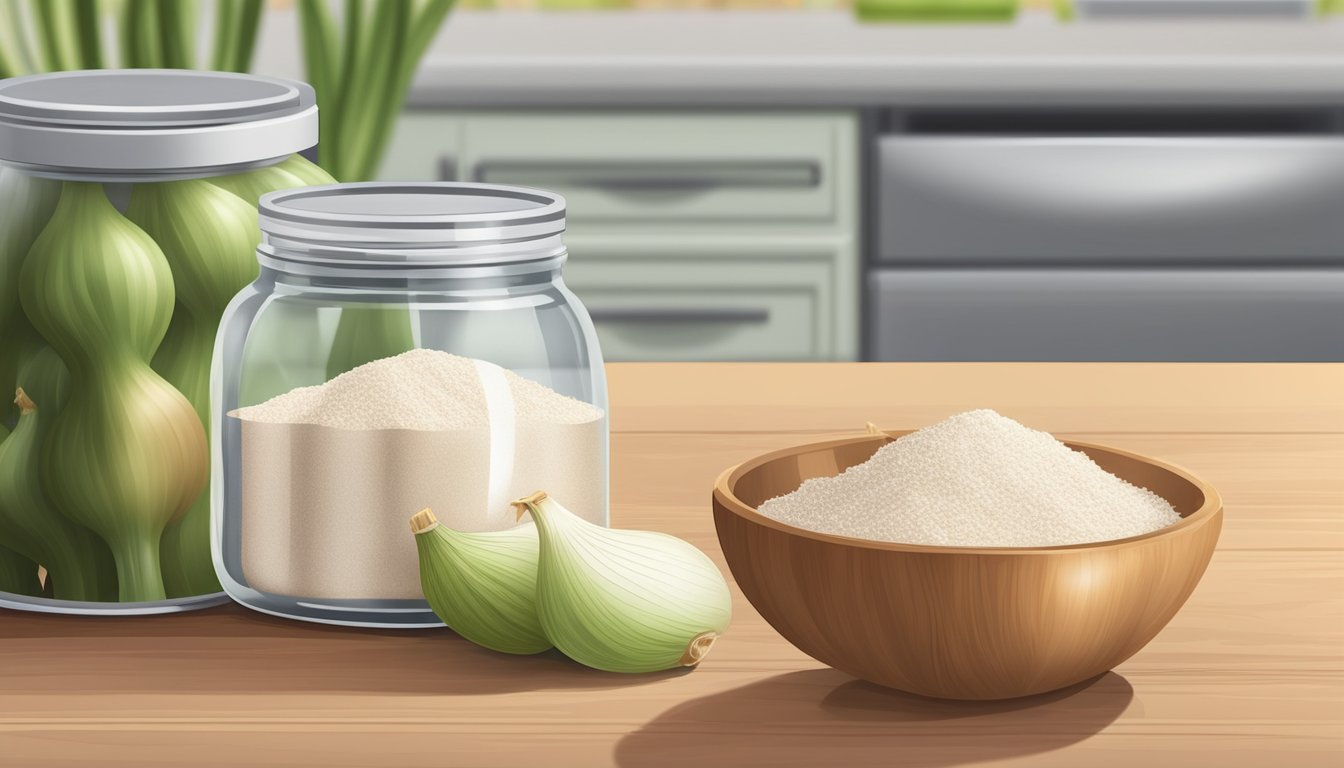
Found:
[868,109,1344,361]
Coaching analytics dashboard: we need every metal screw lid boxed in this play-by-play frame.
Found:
[0,69,318,181]
[258,182,568,268]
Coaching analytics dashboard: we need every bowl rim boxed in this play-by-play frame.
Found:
[713,429,1224,556]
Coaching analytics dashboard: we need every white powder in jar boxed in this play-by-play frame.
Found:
[757,409,1180,547]
[231,349,605,600]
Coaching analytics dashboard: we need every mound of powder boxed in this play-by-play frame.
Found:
[231,348,606,600]
[232,348,602,430]
[758,409,1180,547]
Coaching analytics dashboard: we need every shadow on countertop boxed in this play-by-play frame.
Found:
[613,668,1134,767]
[0,603,689,695]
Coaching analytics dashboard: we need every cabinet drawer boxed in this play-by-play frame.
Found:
[869,268,1344,362]
[877,136,1344,263]
[457,113,854,225]
[564,261,834,361]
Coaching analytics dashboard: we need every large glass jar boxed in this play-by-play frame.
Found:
[0,70,331,615]
[213,183,609,627]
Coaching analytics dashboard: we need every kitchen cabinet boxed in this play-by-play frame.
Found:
[875,134,1344,264]
[565,257,840,362]
[380,110,860,361]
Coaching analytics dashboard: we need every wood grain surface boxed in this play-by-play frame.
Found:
[1,363,1341,767]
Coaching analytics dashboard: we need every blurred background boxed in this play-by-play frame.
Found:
[2,0,1342,362]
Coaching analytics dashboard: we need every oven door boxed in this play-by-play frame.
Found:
[870,128,1344,361]
[877,135,1344,265]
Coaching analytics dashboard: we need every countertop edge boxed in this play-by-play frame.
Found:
[407,60,1344,107]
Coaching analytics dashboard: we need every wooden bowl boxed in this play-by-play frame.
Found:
[712,431,1222,701]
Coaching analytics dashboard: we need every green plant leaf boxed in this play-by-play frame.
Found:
[210,0,237,70]
[32,0,82,71]
[232,0,262,71]
[0,0,37,76]
[119,0,163,68]
[156,0,195,68]
[298,0,341,176]
[73,0,103,67]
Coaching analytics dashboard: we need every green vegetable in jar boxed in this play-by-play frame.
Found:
[0,543,41,597]
[0,168,61,429]
[0,347,34,601]
[207,163,305,208]
[410,508,551,656]
[0,349,119,602]
[126,178,261,597]
[325,306,416,380]
[207,154,336,207]
[512,492,732,674]
[20,182,208,603]
[275,154,337,186]
[209,154,414,382]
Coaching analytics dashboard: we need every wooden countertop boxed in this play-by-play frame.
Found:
[2,363,1341,767]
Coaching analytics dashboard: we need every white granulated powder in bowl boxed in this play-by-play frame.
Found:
[231,349,605,600]
[757,410,1181,547]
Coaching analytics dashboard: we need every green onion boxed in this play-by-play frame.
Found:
[299,0,456,181]
[72,0,102,68]
[345,0,411,182]
[514,492,733,674]
[126,179,261,598]
[210,0,262,72]
[231,0,263,72]
[361,0,453,183]
[0,168,61,430]
[32,0,81,71]
[298,0,341,169]
[330,0,367,175]
[156,0,196,69]
[1,352,121,602]
[325,307,416,380]
[118,0,139,67]
[20,183,208,602]
[0,0,36,77]
[209,0,237,70]
[119,0,163,68]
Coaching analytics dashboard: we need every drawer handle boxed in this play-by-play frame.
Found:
[588,307,771,324]
[474,161,820,192]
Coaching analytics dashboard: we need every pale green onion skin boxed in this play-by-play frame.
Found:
[415,521,552,655]
[20,183,207,603]
[520,495,732,674]
[0,348,118,601]
[206,154,336,208]
[206,164,307,209]
[274,155,338,187]
[126,179,261,598]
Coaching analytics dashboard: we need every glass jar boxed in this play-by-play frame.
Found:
[213,183,609,627]
[0,70,331,615]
